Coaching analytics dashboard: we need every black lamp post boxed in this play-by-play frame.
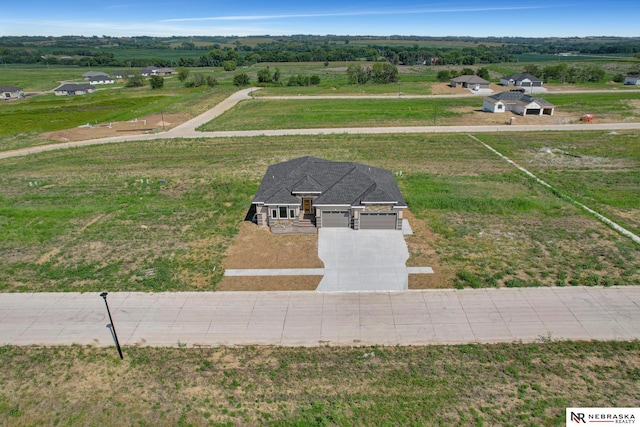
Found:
[100,292,123,359]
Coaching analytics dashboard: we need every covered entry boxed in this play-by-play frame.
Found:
[321,211,350,228]
[359,212,397,229]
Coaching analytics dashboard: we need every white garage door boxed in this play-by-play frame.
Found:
[321,211,350,228]
[359,212,397,229]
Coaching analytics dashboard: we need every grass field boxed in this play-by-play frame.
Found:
[198,92,640,131]
[0,341,638,425]
[0,131,638,292]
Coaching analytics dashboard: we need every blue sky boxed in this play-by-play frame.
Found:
[3,0,639,38]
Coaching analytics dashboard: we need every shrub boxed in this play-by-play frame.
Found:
[233,73,250,86]
[125,74,145,87]
[149,75,164,89]
[223,60,237,71]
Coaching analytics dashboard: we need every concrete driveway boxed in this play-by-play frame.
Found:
[317,228,409,292]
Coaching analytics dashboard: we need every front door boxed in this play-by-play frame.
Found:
[303,199,313,214]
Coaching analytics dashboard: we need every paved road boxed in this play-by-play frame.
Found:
[2,88,640,160]
[1,287,638,347]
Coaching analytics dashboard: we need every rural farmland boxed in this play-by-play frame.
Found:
[1,34,639,426]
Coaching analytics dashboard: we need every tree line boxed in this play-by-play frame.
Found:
[2,35,639,69]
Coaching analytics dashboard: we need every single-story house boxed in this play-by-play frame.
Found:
[483,91,555,116]
[624,75,640,85]
[83,71,110,80]
[54,83,96,96]
[88,75,114,84]
[449,75,490,90]
[0,85,24,100]
[112,70,140,79]
[140,67,176,76]
[252,156,407,232]
[500,73,543,87]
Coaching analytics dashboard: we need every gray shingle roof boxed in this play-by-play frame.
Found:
[450,75,489,84]
[486,91,554,107]
[0,85,22,92]
[253,156,406,207]
[55,83,95,92]
[502,73,542,82]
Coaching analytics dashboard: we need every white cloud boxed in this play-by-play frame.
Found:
[162,5,556,23]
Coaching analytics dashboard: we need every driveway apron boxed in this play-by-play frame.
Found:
[317,228,409,291]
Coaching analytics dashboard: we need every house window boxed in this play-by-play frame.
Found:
[279,206,288,218]
[271,209,277,218]
[289,209,295,218]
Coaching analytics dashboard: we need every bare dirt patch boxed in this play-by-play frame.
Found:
[217,211,445,291]
[217,221,324,291]
[42,113,190,142]
[404,210,450,289]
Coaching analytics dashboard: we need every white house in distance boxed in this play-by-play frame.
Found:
[624,75,640,85]
[88,75,114,85]
[500,73,543,87]
[483,91,555,116]
[140,67,176,76]
[83,71,110,81]
[0,85,24,100]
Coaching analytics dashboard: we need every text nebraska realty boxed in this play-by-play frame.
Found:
[572,412,636,423]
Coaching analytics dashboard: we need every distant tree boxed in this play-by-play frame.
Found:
[193,73,204,87]
[257,67,273,83]
[309,75,320,85]
[436,70,451,82]
[206,76,217,88]
[149,75,164,89]
[233,73,250,86]
[371,63,398,84]
[523,64,542,77]
[612,73,625,83]
[125,74,145,87]
[177,68,190,82]
[476,67,490,80]
[223,60,236,71]
[347,64,370,85]
[273,67,281,83]
[461,68,475,76]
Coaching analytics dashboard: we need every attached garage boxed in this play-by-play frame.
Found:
[359,212,397,230]
[321,210,350,228]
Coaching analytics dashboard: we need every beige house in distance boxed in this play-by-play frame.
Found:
[449,75,490,90]
[252,157,407,233]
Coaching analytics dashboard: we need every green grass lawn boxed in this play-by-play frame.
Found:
[198,91,640,131]
[198,97,471,131]
[0,131,638,292]
[1,341,638,426]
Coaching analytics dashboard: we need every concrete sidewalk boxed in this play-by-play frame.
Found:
[1,287,639,348]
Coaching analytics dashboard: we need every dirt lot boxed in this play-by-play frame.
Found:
[217,210,449,292]
[43,113,189,142]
